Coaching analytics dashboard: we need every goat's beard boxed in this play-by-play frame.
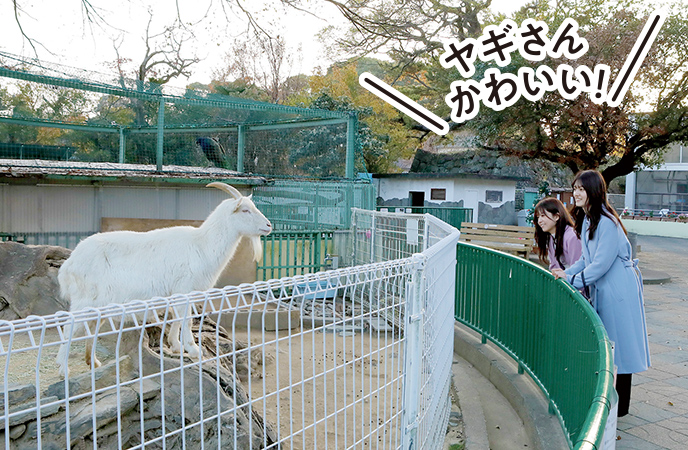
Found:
[251,236,262,262]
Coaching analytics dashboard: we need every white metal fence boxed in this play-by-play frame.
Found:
[0,209,459,449]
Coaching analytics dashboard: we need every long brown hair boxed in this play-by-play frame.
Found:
[572,170,626,239]
[534,197,575,267]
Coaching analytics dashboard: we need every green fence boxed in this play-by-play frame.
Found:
[376,206,473,230]
[0,231,93,249]
[257,230,337,280]
[1,52,363,179]
[455,242,614,449]
[255,180,375,231]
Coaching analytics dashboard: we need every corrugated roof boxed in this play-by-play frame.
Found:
[0,159,268,185]
[372,172,527,181]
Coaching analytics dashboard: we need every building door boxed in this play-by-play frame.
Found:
[409,191,425,213]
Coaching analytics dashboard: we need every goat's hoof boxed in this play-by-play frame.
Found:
[86,356,102,369]
[186,345,201,361]
[169,342,182,354]
[58,365,68,378]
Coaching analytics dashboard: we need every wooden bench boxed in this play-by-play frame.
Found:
[459,222,536,258]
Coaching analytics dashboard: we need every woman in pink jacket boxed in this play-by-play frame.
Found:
[533,197,582,270]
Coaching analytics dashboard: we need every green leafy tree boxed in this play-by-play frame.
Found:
[466,1,688,185]
[285,91,376,177]
[322,0,688,185]
[288,61,417,173]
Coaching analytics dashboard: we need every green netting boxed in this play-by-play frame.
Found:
[253,179,376,230]
[0,52,343,122]
[0,51,365,179]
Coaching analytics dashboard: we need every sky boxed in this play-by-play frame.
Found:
[0,0,531,89]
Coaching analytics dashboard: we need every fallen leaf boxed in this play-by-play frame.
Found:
[668,401,674,406]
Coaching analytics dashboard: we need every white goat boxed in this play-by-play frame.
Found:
[56,182,272,376]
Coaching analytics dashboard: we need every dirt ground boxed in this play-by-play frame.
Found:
[236,326,405,449]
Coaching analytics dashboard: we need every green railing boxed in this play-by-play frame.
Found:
[376,206,473,230]
[455,242,614,449]
[0,231,94,249]
[258,230,336,280]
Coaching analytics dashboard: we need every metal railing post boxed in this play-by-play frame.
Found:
[237,124,245,173]
[346,113,356,179]
[156,98,164,171]
[118,127,125,163]
[402,254,425,450]
[369,215,376,263]
[351,209,358,264]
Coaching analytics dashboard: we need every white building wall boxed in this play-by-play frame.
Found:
[376,177,515,206]
[376,178,456,203]
[0,184,227,234]
[376,176,517,223]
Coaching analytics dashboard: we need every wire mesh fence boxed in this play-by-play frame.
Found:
[0,52,365,179]
[253,180,376,231]
[0,209,459,449]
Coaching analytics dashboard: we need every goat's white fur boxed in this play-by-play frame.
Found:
[56,182,272,376]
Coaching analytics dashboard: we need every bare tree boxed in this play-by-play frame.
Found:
[216,33,299,103]
[318,0,490,73]
[112,11,200,125]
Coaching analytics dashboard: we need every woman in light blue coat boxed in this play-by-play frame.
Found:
[552,170,650,417]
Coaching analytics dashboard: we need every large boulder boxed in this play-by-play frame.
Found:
[478,200,518,225]
[0,242,71,320]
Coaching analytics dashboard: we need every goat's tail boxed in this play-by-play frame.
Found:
[251,236,263,262]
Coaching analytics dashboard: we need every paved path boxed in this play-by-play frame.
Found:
[616,235,688,449]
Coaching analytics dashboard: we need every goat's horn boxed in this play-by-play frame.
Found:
[206,182,242,199]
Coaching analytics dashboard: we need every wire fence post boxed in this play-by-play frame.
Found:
[370,216,376,263]
[237,124,245,173]
[118,127,125,164]
[402,253,426,450]
[156,98,165,171]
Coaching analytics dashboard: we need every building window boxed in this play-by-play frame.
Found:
[430,188,446,201]
[485,190,503,203]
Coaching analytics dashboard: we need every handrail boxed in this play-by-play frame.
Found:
[455,242,614,449]
[376,205,473,230]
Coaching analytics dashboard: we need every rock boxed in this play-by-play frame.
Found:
[20,387,138,446]
[44,355,134,400]
[120,321,278,449]
[129,377,160,402]
[4,396,61,427]
[0,383,36,407]
[9,423,27,440]
[410,148,574,187]
[68,387,139,441]
[0,242,71,320]
[3,310,277,448]
[478,201,517,225]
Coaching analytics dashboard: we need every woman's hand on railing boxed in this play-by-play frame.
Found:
[551,268,566,280]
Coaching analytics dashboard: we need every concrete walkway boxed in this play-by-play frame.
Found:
[447,235,688,449]
[616,235,688,449]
